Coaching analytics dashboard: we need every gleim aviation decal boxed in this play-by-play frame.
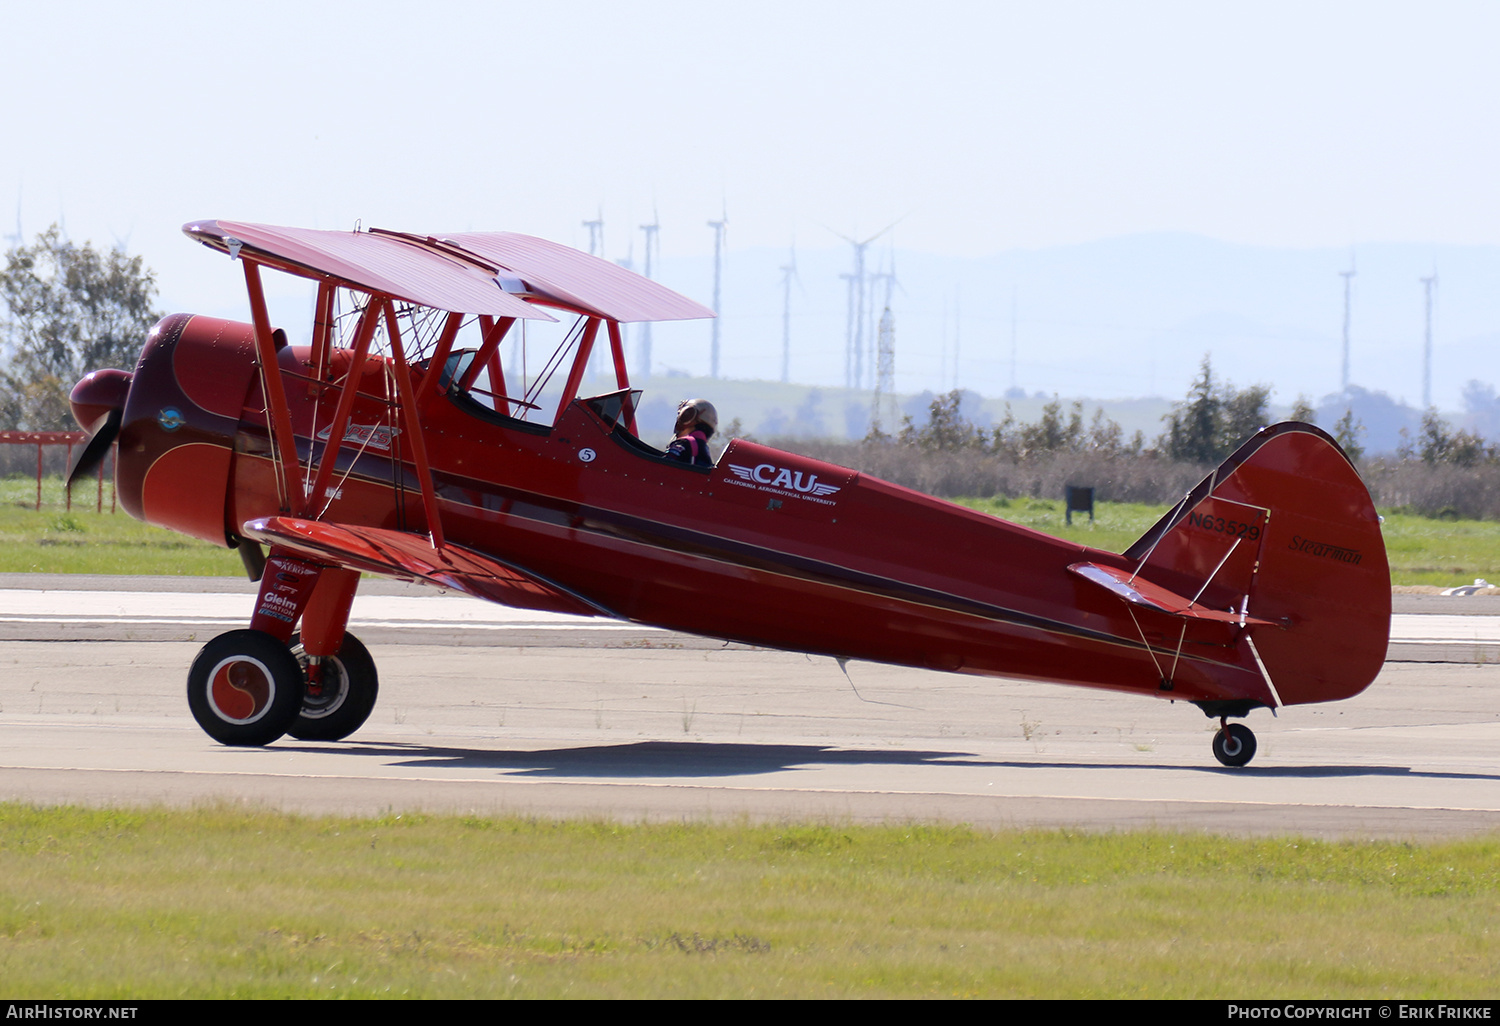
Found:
[725,461,842,505]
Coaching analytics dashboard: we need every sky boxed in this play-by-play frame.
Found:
[3,1,1499,405]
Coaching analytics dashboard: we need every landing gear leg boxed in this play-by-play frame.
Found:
[288,632,379,741]
[287,566,375,741]
[1212,718,1257,768]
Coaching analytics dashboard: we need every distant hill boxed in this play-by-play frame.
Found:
[627,373,1432,454]
[632,375,1176,447]
[639,233,1500,425]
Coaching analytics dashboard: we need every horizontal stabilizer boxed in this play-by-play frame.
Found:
[1068,562,1275,626]
[242,516,615,619]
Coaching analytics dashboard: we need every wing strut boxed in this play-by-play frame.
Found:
[556,317,601,414]
[243,260,307,513]
[303,300,381,518]
[381,298,446,550]
[458,316,515,392]
[606,319,636,433]
[309,280,337,391]
[416,311,464,406]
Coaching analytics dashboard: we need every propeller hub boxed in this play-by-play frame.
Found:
[69,368,132,431]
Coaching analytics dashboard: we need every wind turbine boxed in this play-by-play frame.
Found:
[605,239,636,383]
[1340,253,1356,395]
[708,205,727,379]
[638,208,660,380]
[778,242,802,384]
[829,220,899,390]
[1420,270,1438,409]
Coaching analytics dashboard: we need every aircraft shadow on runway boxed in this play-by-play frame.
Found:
[315,740,974,778]
[288,739,1500,782]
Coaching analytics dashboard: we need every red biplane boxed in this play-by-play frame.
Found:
[67,220,1390,766]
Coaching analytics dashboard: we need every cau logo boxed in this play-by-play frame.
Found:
[727,462,841,498]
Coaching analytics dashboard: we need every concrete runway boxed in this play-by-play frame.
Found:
[2,575,1499,838]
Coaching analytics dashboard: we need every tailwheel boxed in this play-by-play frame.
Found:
[187,629,305,746]
[287,632,379,742]
[1212,720,1257,768]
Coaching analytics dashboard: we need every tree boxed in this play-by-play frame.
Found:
[899,390,983,451]
[1158,357,1222,463]
[0,226,160,430]
[1219,382,1270,455]
[1333,408,1366,463]
[898,390,1127,460]
[1016,395,1074,455]
[1405,408,1488,467]
[1158,355,1271,464]
[1085,407,1125,454]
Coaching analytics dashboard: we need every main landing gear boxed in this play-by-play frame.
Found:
[287,632,379,741]
[186,630,305,746]
[186,552,377,746]
[1212,719,1257,768]
[187,629,379,746]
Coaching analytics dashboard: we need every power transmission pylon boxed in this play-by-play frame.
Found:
[582,208,603,257]
[871,305,896,437]
[868,252,901,433]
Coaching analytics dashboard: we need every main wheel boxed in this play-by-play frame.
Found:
[1212,722,1258,767]
[187,630,305,746]
[286,632,379,742]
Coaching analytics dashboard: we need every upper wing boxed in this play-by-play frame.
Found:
[183,220,554,320]
[185,220,714,323]
[242,516,615,619]
[429,231,715,323]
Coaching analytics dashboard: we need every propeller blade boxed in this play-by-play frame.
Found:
[234,537,266,582]
[66,406,123,487]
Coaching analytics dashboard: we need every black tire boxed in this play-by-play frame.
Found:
[1212,722,1258,768]
[286,632,379,742]
[187,630,305,746]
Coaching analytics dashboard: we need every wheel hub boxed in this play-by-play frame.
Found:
[207,657,275,723]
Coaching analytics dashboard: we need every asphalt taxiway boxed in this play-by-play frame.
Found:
[1,575,1497,838]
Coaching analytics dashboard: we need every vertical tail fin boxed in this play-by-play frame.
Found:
[1125,423,1390,707]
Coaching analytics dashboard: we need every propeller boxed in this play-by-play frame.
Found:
[66,368,132,487]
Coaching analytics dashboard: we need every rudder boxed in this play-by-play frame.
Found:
[1125,423,1390,708]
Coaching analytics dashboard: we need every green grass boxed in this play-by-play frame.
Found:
[0,476,240,575]
[954,496,1168,554]
[0,804,1495,998]
[958,496,1500,588]
[1375,511,1500,587]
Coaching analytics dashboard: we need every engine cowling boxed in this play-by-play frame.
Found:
[72,313,260,546]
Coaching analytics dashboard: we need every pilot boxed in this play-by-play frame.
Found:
[666,398,718,467]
